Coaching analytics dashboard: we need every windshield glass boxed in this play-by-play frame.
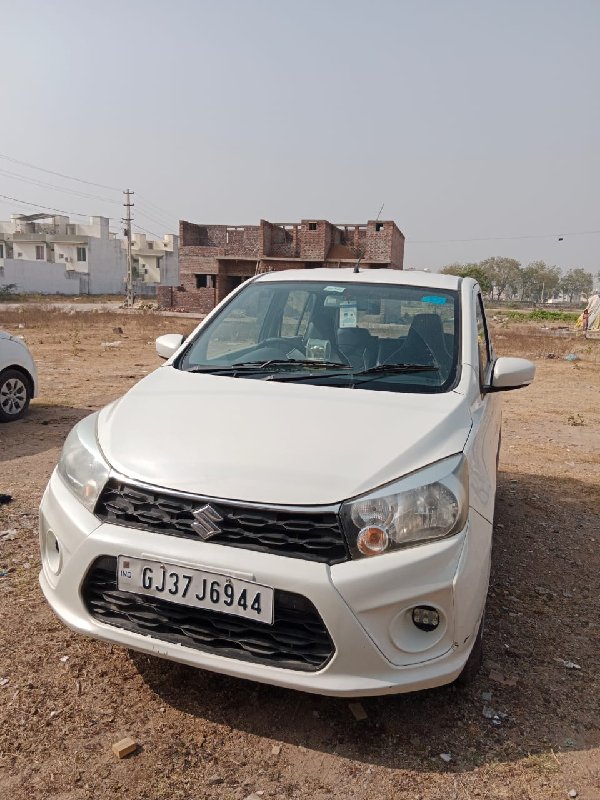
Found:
[178,279,460,393]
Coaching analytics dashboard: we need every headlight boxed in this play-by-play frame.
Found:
[340,455,468,558]
[57,413,110,511]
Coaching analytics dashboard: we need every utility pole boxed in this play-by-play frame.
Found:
[123,189,134,307]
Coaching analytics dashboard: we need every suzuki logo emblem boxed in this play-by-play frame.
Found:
[192,504,223,540]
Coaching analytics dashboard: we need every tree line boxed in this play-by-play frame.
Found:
[440,257,595,303]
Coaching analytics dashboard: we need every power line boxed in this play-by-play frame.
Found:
[0,171,176,231]
[0,166,120,205]
[0,152,181,229]
[0,193,103,218]
[135,208,178,233]
[0,154,177,228]
[133,222,164,239]
[134,200,179,230]
[0,193,172,243]
[0,195,48,217]
[138,196,180,225]
[0,153,121,192]
[407,230,600,244]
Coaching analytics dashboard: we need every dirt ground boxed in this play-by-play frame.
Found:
[0,307,599,800]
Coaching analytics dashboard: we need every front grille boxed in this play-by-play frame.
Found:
[83,557,335,672]
[95,480,348,565]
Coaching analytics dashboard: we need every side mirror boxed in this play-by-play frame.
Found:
[156,333,184,360]
[484,356,535,392]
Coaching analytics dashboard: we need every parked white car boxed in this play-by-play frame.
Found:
[0,330,38,422]
[40,269,534,696]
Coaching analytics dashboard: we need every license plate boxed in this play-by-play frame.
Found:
[117,556,274,625]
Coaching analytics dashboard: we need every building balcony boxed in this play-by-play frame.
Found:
[11,232,52,241]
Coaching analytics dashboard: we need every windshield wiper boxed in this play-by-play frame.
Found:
[353,363,439,376]
[184,361,439,384]
[184,358,350,375]
[264,364,439,384]
[269,362,441,384]
[257,358,350,369]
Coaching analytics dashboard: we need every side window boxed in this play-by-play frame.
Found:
[476,294,492,387]
[203,289,272,361]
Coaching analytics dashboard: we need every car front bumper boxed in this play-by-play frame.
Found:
[39,470,491,696]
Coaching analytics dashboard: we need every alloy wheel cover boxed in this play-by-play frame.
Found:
[0,377,27,415]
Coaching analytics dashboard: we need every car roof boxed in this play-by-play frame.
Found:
[254,268,462,291]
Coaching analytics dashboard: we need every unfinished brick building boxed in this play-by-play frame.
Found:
[157,218,405,313]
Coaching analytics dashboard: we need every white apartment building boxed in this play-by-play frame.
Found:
[129,232,179,287]
[0,213,179,295]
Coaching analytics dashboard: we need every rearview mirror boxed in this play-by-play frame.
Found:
[156,333,184,360]
[484,357,535,392]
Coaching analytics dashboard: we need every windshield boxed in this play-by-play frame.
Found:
[177,279,460,393]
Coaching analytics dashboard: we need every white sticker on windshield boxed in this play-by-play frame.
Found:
[324,285,345,293]
[339,302,358,328]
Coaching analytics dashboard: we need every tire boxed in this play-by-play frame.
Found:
[455,612,485,686]
[0,368,32,422]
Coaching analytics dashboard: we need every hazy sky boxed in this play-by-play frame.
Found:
[1,0,598,273]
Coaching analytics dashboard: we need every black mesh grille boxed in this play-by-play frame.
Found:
[94,480,348,564]
[83,557,334,672]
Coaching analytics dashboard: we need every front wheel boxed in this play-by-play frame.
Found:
[0,369,32,422]
[455,612,484,686]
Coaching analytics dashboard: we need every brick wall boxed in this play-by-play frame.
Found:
[224,227,260,258]
[263,221,300,258]
[297,220,328,261]
[390,226,405,269]
[363,221,393,262]
[163,217,405,312]
[157,283,216,313]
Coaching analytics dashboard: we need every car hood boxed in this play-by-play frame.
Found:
[97,367,472,506]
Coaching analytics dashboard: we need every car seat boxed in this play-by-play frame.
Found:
[386,313,451,372]
[336,327,378,370]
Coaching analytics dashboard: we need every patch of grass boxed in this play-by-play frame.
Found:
[504,309,579,323]
[522,752,561,774]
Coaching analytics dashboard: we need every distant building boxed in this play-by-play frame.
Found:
[0,213,178,295]
[130,232,179,288]
[157,218,405,312]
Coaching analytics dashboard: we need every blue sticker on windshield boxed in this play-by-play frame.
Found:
[421,295,447,305]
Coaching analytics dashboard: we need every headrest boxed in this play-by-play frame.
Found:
[409,313,444,339]
[336,327,372,345]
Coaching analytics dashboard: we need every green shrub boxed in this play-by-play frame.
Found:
[0,283,17,299]
[527,309,579,322]
[503,308,579,323]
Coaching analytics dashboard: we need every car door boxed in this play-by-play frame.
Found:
[465,288,502,524]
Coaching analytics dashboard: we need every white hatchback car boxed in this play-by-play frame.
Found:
[40,269,534,696]
[0,329,38,422]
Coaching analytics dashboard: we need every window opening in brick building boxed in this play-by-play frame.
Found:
[195,274,215,289]
[76,247,87,262]
[229,276,247,291]
[308,222,317,231]
[0,244,4,258]
[375,222,384,232]
[35,245,45,260]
